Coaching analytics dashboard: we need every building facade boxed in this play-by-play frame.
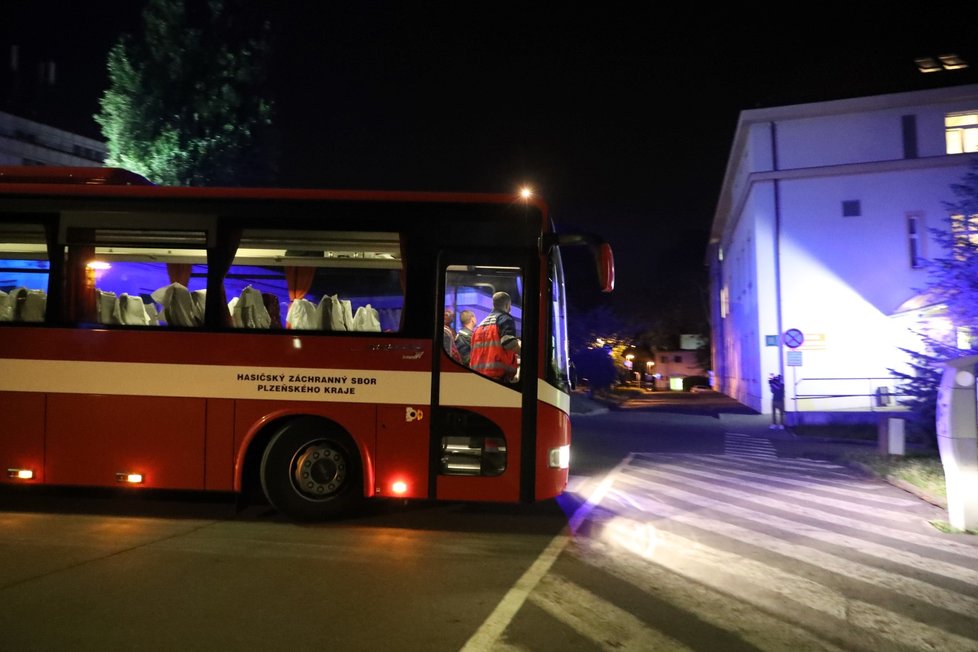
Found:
[709,83,978,423]
[0,110,105,167]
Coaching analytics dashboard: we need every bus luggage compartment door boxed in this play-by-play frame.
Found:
[46,394,206,489]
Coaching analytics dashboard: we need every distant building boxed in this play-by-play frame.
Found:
[708,83,978,423]
[648,335,709,391]
[1,40,107,167]
[0,110,106,166]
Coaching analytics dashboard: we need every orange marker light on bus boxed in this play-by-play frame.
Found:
[391,480,408,495]
[116,472,144,484]
[7,468,34,480]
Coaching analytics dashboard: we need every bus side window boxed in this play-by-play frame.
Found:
[226,229,404,332]
[0,223,50,323]
[66,228,207,328]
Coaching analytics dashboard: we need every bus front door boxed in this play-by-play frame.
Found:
[433,261,528,503]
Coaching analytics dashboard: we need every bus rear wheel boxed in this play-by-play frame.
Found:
[260,417,363,521]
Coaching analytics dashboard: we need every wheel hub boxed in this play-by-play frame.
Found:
[292,442,347,500]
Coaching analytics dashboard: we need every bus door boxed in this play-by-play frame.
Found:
[432,256,533,503]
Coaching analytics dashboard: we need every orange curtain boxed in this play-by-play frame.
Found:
[285,266,315,300]
[284,266,315,329]
[167,263,192,287]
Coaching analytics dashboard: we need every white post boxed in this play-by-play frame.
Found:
[878,417,905,456]
[936,355,978,531]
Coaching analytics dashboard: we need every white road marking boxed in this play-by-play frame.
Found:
[461,455,634,652]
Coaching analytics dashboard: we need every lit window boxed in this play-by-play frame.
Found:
[950,213,978,251]
[945,112,978,154]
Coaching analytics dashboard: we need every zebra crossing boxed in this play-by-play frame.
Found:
[497,433,978,651]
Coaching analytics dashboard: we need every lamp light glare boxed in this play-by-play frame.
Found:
[549,445,570,469]
[391,480,408,495]
[519,186,533,200]
[87,261,111,271]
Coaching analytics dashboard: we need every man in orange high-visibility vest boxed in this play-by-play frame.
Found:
[470,291,520,382]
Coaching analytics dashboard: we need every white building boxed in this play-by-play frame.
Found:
[0,110,106,167]
[708,83,978,424]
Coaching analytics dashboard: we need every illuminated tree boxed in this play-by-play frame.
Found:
[892,158,978,443]
[926,160,978,335]
[95,0,278,186]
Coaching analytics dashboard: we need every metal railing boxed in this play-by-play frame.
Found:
[792,376,908,411]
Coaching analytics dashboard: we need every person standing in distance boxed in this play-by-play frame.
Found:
[454,309,476,366]
[443,308,461,362]
[470,292,520,382]
[769,373,785,429]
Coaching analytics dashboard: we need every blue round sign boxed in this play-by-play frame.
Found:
[783,328,804,349]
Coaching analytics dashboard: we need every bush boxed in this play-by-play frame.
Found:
[573,348,617,393]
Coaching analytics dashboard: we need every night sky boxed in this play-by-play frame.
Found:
[4,2,978,320]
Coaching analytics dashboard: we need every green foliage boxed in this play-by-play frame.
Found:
[890,335,964,444]
[566,304,636,356]
[844,450,946,500]
[891,158,978,443]
[95,0,278,186]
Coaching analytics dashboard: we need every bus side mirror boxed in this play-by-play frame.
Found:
[541,233,615,294]
[597,242,615,293]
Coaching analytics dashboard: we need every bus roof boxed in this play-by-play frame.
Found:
[0,166,549,213]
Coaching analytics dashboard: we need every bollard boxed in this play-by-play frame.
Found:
[878,417,905,456]
[935,355,978,531]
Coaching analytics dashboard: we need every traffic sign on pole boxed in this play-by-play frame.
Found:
[783,328,804,349]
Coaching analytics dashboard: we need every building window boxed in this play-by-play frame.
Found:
[902,115,918,159]
[842,200,861,217]
[945,112,978,154]
[907,214,923,268]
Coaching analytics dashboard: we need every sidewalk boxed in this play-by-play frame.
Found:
[569,390,611,416]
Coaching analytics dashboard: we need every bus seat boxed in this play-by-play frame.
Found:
[0,290,9,321]
[96,289,118,324]
[232,285,271,329]
[144,301,161,325]
[117,293,150,325]
[19,289,46,322]
[352,304,381,331]
[151,282,199,327]
[286,297,318,330]
[322,294,352,331]
[191,289,206,324]
[3,287,25,321]
[262,292,283,328]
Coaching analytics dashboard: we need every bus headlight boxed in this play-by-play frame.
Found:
[548,445,570,469]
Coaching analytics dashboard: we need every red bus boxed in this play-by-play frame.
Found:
[0,167,613,520]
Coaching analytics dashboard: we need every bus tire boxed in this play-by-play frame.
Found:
[260,417,363,521]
